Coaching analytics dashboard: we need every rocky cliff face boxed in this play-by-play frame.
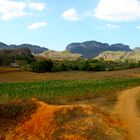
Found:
[0,42,48,54]
[66,41,131,58]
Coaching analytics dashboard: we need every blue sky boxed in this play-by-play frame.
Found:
[0,0,140,50]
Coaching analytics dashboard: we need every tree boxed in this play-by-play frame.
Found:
[31,60,53,73]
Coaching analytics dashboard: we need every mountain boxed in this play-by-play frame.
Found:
[0,48,32,57]
[0,42,48,54]
[37,50,82,61]
[66,41,132,58]
[0,48,34,66]
[96,51,140,62]
[133,47,140,52]
[0,42,9,50]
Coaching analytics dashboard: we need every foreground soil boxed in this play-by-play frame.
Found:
[1,86,140,140]
[1,99,125,140]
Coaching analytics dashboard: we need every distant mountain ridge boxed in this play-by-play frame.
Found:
[66,41,132,58]
[0,41,134,58]
[0,42,48,54]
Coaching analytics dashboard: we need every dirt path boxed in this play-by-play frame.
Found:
[115,86,140,140]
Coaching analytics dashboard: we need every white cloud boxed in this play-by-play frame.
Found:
[62,9,80,21]
[0,0,46,20]
[94,0,140,21]
[27,22,47,30]
[0,0,26,20]
[28,2,45,11]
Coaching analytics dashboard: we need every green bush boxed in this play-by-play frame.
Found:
[16,55,35,64]
[30,59,140,73]
[31,60,53,73]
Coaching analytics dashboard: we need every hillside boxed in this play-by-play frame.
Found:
[66,41,131,58]
[96,51,140,61]
[0,42,48,54]
[37,50,82,61]
[133,47,140,52]
[0,48,32,57]
[0,48,34,66]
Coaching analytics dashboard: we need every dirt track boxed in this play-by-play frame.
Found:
[115,87,140,140]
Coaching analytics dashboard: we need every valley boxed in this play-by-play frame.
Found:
[0,40,140,139]
[0,68,140,139]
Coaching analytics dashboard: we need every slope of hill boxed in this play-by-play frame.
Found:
[96,51,140,61]
[0,48,32,58]
[133,47,140,52]
[66,41,131,58]
[0,42,48,54]
[0,48,34,66]
[37,50,82,61]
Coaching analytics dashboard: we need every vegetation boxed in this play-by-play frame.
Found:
[96,51,140,62]
[37,50,82,61]
[53,105,126,140]
[29,59,140,73]
[0,78,140,104]
[0,100,36,119]
[31,60,53,72]
[0,48,35,66]
[1,48,140,73]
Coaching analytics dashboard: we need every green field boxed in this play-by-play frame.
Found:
[1,78,140,104]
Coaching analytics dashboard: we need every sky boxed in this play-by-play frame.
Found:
[0,0,140,50]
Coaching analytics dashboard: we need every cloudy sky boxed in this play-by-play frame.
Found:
[0,0,140,50]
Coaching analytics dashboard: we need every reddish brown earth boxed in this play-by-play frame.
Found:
[3,99,125,140]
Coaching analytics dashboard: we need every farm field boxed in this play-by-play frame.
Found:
[0,67,140,83]
[0,68,140,139]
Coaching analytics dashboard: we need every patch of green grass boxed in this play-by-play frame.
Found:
[0,78,140,104]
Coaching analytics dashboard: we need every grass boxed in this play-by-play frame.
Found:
[0,100,36,119]
[0,67,140,83]
[0,100,36,139]
[0,78,140,104]
[53,105,124,140]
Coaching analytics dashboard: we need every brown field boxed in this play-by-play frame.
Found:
[1,68,140,83]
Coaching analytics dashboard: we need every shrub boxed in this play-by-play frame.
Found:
[31,60,53,73]
[16,55,35,64]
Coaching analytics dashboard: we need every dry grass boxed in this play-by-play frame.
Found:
[1,99,127,140]
[0,68,140,83]
[0,100,36,139]
[53,105,126,140]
